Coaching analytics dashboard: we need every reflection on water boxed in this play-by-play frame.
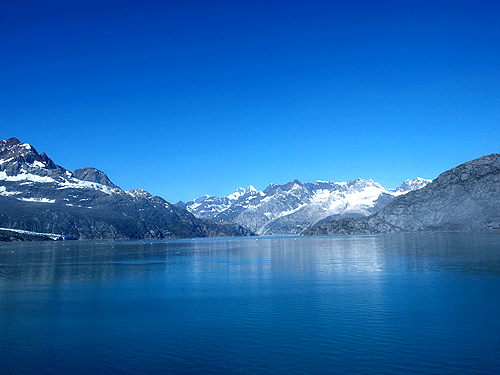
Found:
[1,233,500,374]
[2,233,499,287]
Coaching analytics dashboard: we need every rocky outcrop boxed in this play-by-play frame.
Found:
[304,154,500,236]
[73,167,117,187]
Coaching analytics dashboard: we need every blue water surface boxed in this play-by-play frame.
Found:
[1,233,499,374]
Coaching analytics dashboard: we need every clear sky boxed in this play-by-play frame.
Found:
[1,0,499,203]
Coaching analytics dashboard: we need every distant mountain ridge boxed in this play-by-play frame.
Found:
[178,176,431,235]
[0,137,252,240]
[304,154,500,236]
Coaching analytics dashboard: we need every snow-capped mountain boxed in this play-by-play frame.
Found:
[180,177,431,235]
[0,138,121,199]
[0,137,251,240]
[178,185,262,221]
[392,177,432,194]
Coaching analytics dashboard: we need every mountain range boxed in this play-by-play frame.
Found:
[177,177,431,235]
[304,154,500,235]
[3,137,497,240]
[0,137,251,240]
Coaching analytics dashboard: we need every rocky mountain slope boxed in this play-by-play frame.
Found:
[0,138,251,240]
[179,177,431,235]
[304,154,500,236]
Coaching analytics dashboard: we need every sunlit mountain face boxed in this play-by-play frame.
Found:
[180,177,431,235]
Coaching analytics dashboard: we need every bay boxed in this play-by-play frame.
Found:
[1,233,499,374]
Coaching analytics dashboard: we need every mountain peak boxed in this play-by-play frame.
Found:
[227,185,260,200]
[2,137,21,146]
[126,188,153,198]
[397,177,432,192]
[1,137,33,159]
[73,167,117,188]
[279,179,302,191]
[228,187,246,201]
[346,178,378,190]
[0,137,60,174]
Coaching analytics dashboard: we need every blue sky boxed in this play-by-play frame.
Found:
[1,0,499,202]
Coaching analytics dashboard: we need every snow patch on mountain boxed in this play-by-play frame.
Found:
[0,167,120,197]
[0,171,56,183]
[0,186,21,196]
[17,197,56,203]
[57,179,118,194]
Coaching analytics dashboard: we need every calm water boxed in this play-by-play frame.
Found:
[1,233,499,374]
